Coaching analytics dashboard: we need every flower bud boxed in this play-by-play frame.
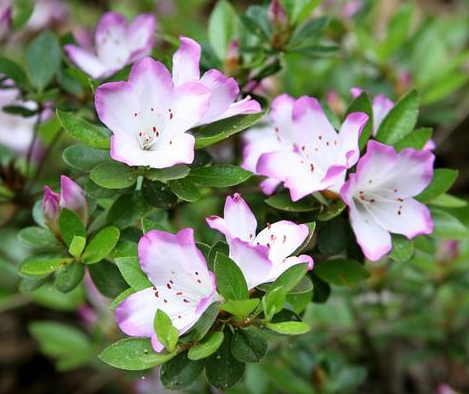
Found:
[59,175,88,223]
[224,39,241,76]
[43,186,60,232]
[268,0,291,50]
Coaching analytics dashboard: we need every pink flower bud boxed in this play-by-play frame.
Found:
[42,186,60,232]
[59,175,88,223]
[268,0,287,28]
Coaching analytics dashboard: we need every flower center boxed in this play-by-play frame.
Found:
[138,127,160,150]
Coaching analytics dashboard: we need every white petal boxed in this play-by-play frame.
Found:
[172,36,201,86]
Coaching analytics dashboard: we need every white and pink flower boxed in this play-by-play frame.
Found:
[95,57,211,168]
[115,229,220,352]
[340,141,434,261]
[171,36,261,124]
[243,94,368,200]
[43,175,88,231]
[64,12,156,79]
[0,84,43,156]
[207,193,313,289]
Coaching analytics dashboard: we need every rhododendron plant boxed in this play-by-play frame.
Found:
[1,1,467,393]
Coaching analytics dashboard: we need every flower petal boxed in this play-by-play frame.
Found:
[260,178,281,195]
[228,238,272,289]
[207,193,257,242]
[138,228,215,297]
[338,112,368,167]
[270,93,296,142]
[241,126,281,173]
[59,175,87,222]
[128,14,156,62]
[255,221,309,264]
[199,69,239,123]
[172,36,201,86]
[372,94,393,135]
[265,254,314,283]
[64,45,108,79]
[95,81,140,139]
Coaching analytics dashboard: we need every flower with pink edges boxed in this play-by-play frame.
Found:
[340,140,434,261]
[115,229,220,352]
[64,12,156,79]
[243,94,368,200]
[172,36,261,124]
[95,57,212,168]
[43,175,88,232]
[207,193,313,289]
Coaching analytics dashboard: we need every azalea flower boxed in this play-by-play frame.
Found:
[95,57,211,168]
[0,84,43,156]
[172,36,261,124]
[115,229,220,352]
[64,12,156,79]
[246,94,368,200]
[340,141,434,261]
[43,175,88,232]
[0,4,11,42]
[26,0,68,32]
[207,193,313,289]
[351,87,393,136]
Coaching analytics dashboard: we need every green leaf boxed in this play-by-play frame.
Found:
[90,162,137,189]
[55,261,85,293]
[417,169,459,203]
[154,310,179,352]
[431,209,469,240]
[317,199,346,221]
[376,90,419,145]
[267,263,309,295]
[388,235,414,262]
[214,253,249,301]
[144,165,190,182]
[208,0,237,60]
[289,16,329,48]
[394,128,432,151]
[141,179,177,208]
[21,253,71,276]
[107,191,147,229]
[62,144,110,172]
[266,321,311,335]
[84,179,118,199]
[206,332,245,390]
[99,338,174,371]
[11,0,34,30]
[261,364,313,394]
[68,236,86,258]
[18,226,60,248]
[88,261,128,298]
[169,178,201,202]
[0,57,27,87]
[287,290,313,313]
[289,276,314,295]
[231,328,267,363]
[430,193,468,208]
[265,193,317,212]
[188,165,252,188]
[191,302,221,341]
[188,331,224,361]
[115,257,153,290]
[57,110,111,149]
[262,287,286,321]
[82,226,120,264]
[220,299,260,320]
[314,259,369,286]
[194,112,265,149]
[160,351,205,390]
[25,31,61,91]
[29,321,93,371]
[208,240,229,271]
[317,216,347,255]
[58,208,86,247]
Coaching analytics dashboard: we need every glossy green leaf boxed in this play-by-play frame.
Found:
[160,351,205,390]
[208,0,237,60]
[394,128,432,151]
[154,310,179,352]
[194,112,266,149]
[431,209,469,239]
[88,261,128,298]
[54,261,85,293]
[107,191,147,229]
[68,236,86,258]
[231,328,267,363]
[191,302,221,341]
[262,287,286,321]
[59,208,86,247]
[220,298,260,320]
[376,90,419,145]
[82,226,120,264]
[99,338,174,371]
[141,179,177,208]
[90,162,137,189]
[265,193,317,212]
[115,257,152,291]
[144,165,190,182]
[417,169,459,203]
[21,253,71,276]
[214,253,249,300]
[169,178,201,202]
[57,110,111,149]
[188,165,252,188]
[314,259,369,286]
[188,331,224,361]
[266,321,311,335]
[18,226,60,248]
[62,144,110,172]
[388,235,414,262]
